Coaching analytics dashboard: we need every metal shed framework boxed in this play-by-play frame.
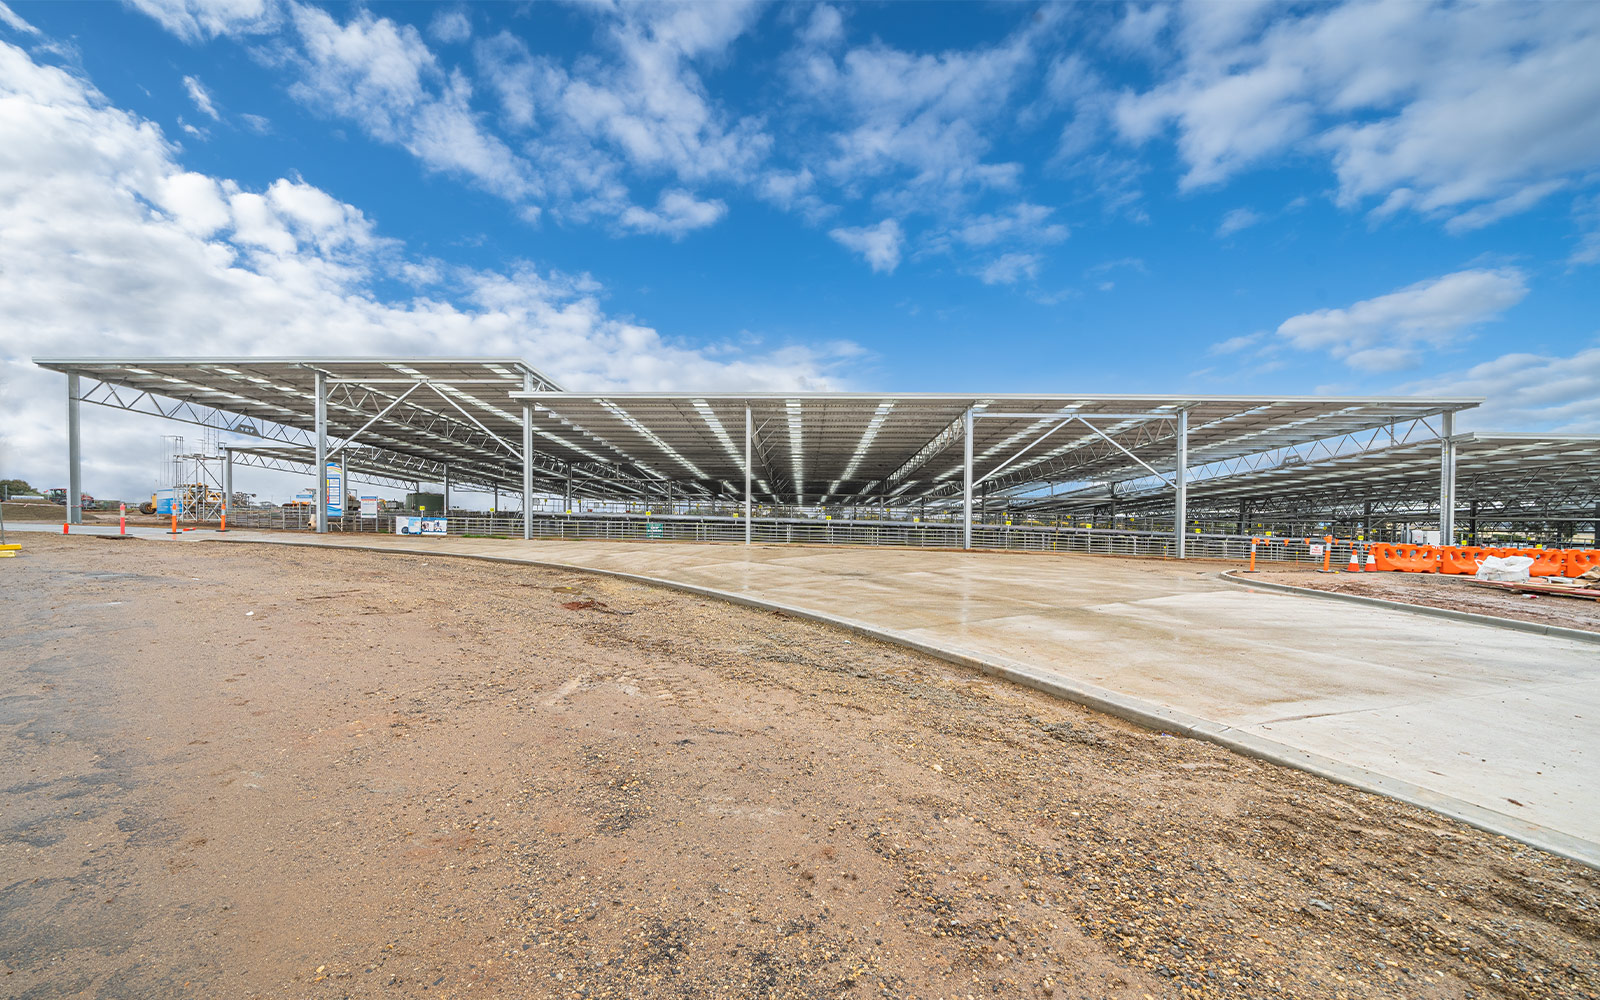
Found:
[1026,427,1600,540]
[35,356,1499,555]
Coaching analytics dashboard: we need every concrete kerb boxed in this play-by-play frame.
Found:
[202,536,1600,871]
[1219,570,1600,646]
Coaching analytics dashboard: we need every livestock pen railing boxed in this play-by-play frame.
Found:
[225,508,1373,566]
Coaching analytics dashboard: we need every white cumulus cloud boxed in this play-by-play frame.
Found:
[182,74,219,120]
[975,252,1040,286]
[1114,2,1600,231]
[618,189,727,237]
[1216,207,1262,237]
[1276,268,1528,372]
[0,39,856,498]
[829,219,903,273]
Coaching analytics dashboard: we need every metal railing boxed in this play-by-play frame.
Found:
[221,508,1371,565]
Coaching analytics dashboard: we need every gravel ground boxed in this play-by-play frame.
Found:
[1248,566,1600,634]
[2,534,1597,1000]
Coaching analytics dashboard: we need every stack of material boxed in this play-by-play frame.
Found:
[1466,564,1600,601]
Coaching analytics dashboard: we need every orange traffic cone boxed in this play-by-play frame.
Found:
[1346,547,1362,572]
[1365,549,1377,571]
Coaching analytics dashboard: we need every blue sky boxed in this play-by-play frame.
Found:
[1,0,1598,499]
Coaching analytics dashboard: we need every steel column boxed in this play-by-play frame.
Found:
[442,465,451,515]
[222,447,233,514]
[564,464,573,512]
[314,370,328,533]
[339,453,348,523]
[66,374,82,525]
[1439,411,1456,543]
[521,374,534,540]
[744,404,752,545]
[962,407,974,550]
[1174,409,1188,558]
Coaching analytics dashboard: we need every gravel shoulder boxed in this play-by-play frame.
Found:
[2,534,1597,1000]
[1248,566,1600,634]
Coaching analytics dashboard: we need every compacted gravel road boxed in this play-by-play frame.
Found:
[2,535,1596,999]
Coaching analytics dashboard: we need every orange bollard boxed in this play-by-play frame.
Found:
[219,502,227,533]
[62,523,68,535]
[170,511,179,535]
[1247,537,1258,573]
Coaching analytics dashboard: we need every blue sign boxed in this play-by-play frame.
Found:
[326,463,343,517]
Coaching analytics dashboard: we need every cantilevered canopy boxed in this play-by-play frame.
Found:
[509,392,1480,505]
[35,357,566,490]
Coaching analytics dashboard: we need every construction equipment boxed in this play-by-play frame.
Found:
[47,488,96,510]
[139,483,223,518]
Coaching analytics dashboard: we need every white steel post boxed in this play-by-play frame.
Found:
[564,464,572,512]
[521,374,534,540]
[222,446,233,515]
[314,370,328,533]
[1439,410,1456,544]
[442,465,450,517]
[1174,408,1188,559]
[744,403,753,544]
[339,453,348,527]
[963,407,974,550]
[66,374,82,525]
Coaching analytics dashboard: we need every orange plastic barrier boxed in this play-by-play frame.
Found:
[1381,543,1439,572]
[1528,550,1568,577]
[1438,546,1486,575]
[1370,542,1402,571]
[1565,550,1600,578]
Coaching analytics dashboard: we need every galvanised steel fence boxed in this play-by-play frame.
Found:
[226,508,1359,565]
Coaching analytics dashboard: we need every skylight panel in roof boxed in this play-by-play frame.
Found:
[786,400,804,500]
[691,400,744,468]
[599,400,707,478]
[838,400,895,482]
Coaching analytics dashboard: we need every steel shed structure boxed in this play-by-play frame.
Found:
[28,355,1489,555]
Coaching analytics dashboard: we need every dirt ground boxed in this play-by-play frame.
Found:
[1249,566,1600,634]
[2,535,1597,1000]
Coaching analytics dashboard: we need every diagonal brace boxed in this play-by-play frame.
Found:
[1074,416,1174,487]
[327,380,424,459]
[425,381,525,463]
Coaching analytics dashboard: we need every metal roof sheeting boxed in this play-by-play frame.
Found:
[33,357,1488,505]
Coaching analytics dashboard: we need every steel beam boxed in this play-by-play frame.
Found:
[1175,408,1188,558]
[963,407,974,550]
[522,373,534,540]
[314,370,328,533]
[66,374,82,525]
[1440,411,1456,543]
[744,404,752,545]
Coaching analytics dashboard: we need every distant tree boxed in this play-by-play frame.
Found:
[1,478,36,499]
